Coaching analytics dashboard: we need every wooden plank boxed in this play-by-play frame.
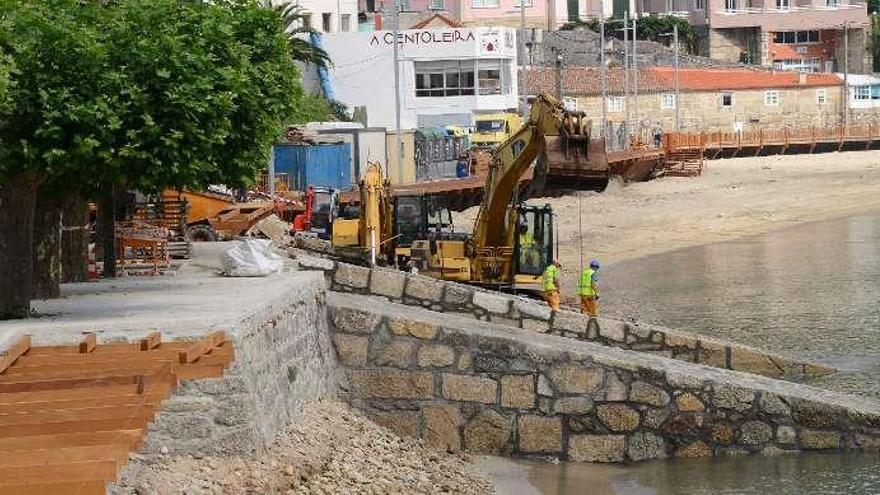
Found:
[78,333,97,354]
[0,460,118,486]
[0,382,172,405]
[178,331,227,364]
[14,345,217,367]
[0,416,151,438]
[178,363,227,381]
[25,341,189,356]
[8,346,232,372]
[0,403,158,426]
[2,359,184,377]
[0,480,107,495]
[0,393,166,415]
[139,331,161,351]
[0,366,175,394]
[0,429,142,451]
[0,335,31,374]
[0,444,129,467]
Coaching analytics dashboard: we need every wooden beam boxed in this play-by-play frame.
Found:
[139,331,161,351]
[0,382,172,405]
[0,394,166,415]
[0,416,151,438]
[0,404,158,426]
[0,460,118,486]
[0,444,130,467]
[0,335,31,374]
[178,331,227,364]
[78,333,97,354]
[0,429,142,451]
[0,481,106,495]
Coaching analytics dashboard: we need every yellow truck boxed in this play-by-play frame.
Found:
[472,112,521,149]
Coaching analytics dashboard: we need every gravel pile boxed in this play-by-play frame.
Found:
[112,400,494,495]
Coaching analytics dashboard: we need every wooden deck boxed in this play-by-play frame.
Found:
[665,125,880,158]
[0,332,233,494]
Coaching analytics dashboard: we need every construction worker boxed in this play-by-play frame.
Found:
[542,259,562,310]
[518,223,539,272]
[579,259,600,317]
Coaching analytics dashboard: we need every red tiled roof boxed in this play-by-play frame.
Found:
[650,67,842,91]
[410,13,461,29]
[520,66,842,97]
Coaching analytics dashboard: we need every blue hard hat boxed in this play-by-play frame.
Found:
[590,259,601,268]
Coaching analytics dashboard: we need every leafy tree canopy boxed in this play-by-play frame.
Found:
[0,0,302,193]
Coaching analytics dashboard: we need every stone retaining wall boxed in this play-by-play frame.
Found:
[141,272,340,456]
[292,251,832,379]
[328,292,880,463]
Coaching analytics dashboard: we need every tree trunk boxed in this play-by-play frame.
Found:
[98,188,117,278]
[61,196,89,283]
[31,189,62,299]
[0,172,43,319]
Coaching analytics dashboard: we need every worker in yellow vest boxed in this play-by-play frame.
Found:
[518,223,539,272]
[542,259,562,310]
[579,259,600,317]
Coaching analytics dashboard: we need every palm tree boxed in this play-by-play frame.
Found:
[262,1,332,69]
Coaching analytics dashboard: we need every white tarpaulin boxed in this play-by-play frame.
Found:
[220,239,283,277]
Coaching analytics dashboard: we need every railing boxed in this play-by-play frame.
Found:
[664,124,880,150]
[716,2,863,13]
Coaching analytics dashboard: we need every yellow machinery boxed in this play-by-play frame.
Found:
[472,112,522,149]
[331,162,393,265]
[411,94,590,292]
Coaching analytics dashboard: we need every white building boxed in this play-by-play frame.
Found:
[286,0,358,34]
[317,26,519,129]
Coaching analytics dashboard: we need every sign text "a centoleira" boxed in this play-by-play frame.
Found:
[370,30,477,46]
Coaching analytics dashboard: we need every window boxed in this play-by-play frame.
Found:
[563,97,577,111]
[695,0,705,9]
[478,60,502,95]
[721,92,734,107]
[816,89,827,105]
[471,0,500,7]
[429,0,444,8]
[660,93,676,110]
[322,13,332,32]
[773,31,820,44]
[826,0,839,6]
[513,0,533,5]
[608,96,624,112]
[853,85,871,100]
[414,61,475,97]
[724,0,737,11]
[764,90,779,106]
[341,14,351,31]
[772,58,821,73]
[302,14,312,29]
[776,0,790,9]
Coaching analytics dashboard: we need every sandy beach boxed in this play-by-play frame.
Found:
[455,150,880,294]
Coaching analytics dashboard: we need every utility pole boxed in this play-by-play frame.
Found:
[600,16,607,143]
[392,0,402,183]
[520,0,527,114]
[843,21,850,128]
[632,17,638,143]
[623,12,630,149]
[674,23,680,131]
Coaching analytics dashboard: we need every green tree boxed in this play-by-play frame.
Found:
[0,0,300,319]
[264,1,332,69]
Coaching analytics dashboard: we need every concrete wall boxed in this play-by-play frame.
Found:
[328,292,880,461]
[140,272,340,456]
[292,253,833,379]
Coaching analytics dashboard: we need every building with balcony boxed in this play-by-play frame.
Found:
[638,0,870,73]
[285,0,359,34]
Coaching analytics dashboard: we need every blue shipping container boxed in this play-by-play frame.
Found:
[273,144,351,191]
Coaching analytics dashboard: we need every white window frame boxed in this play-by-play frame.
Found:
[429,0,444,8]
[471,0,500,7]
[513,0,533,5]
[695,0,705,9]
[816,88,827,105]
[826,0,839,6]
[853,85,871,101]
[608,96,624,112]
[720,91,734,108]
[414,60,476,98]
[660,93,676,110]
[724,0,737,11]
[775,0,790,10]
[764,90,780,106]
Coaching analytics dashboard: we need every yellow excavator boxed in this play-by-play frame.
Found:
[331,162,394,265]
[410,94,591,292]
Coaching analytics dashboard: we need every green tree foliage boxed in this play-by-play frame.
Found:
[0,0,302,318]
[870,0,880,14]
[872,14,880,72]
[560,16,698,55]
[263,1,332,69]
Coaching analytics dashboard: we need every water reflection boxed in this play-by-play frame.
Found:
[601,211,880,399]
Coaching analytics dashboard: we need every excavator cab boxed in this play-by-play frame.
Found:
[513,204,554,291]
[393,194,454,267]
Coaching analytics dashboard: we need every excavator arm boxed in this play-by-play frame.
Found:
[471,94,569,283]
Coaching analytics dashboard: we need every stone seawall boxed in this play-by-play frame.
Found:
[141,271,339,456]
[328,292,880,462]
[292,252,832,379]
